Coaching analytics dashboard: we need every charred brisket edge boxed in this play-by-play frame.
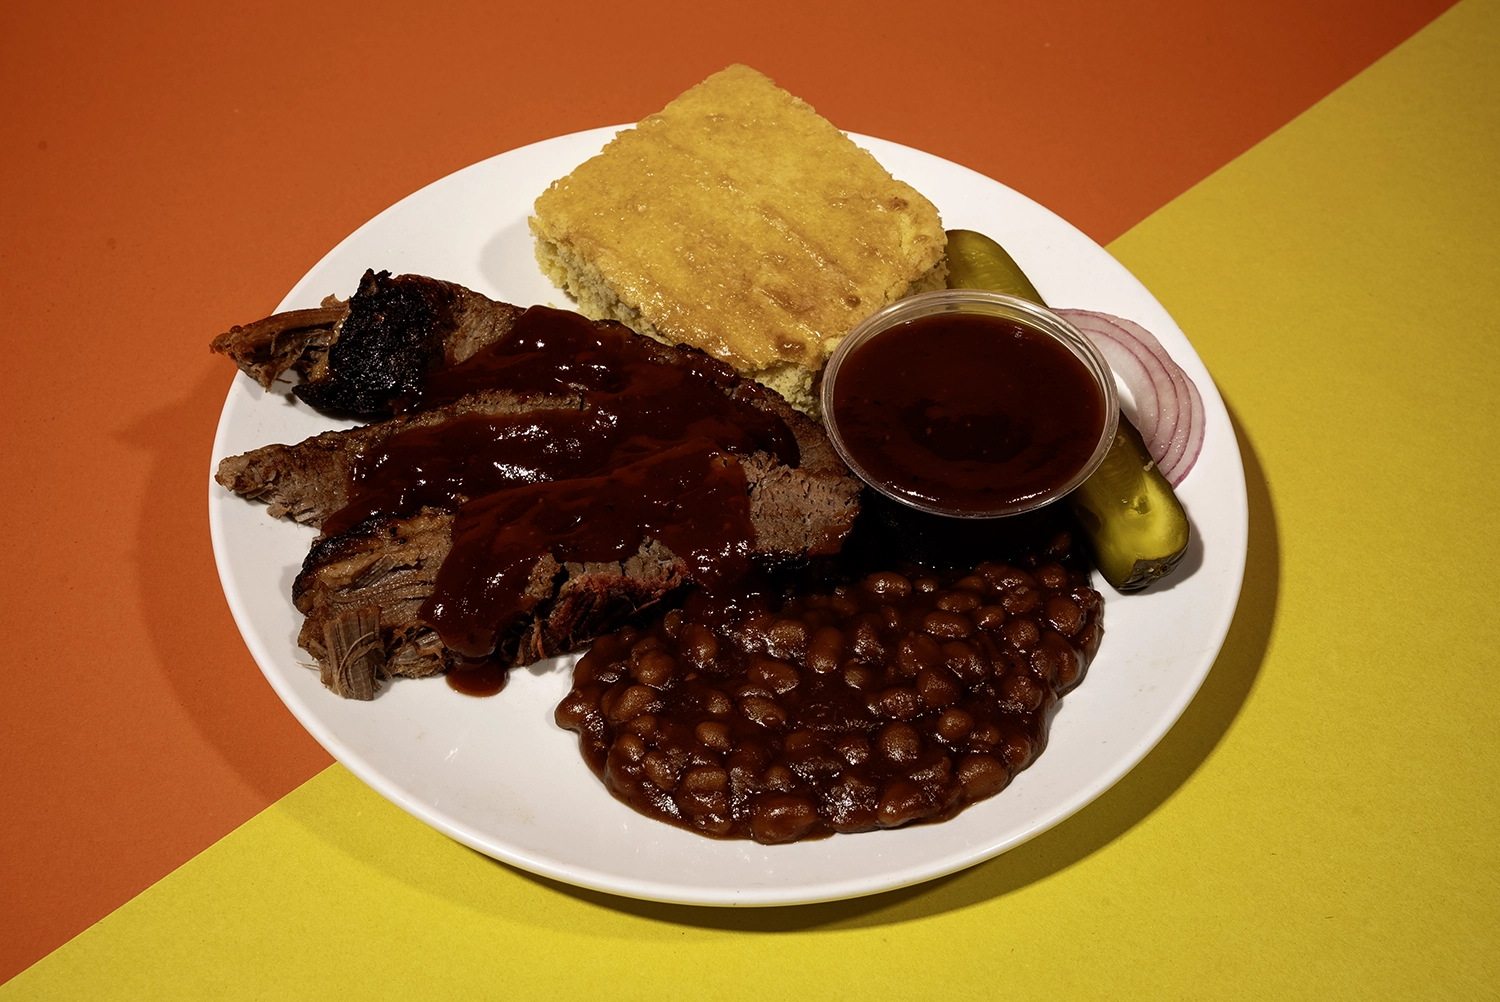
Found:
[210,271,525,416]
[291,271,459,417]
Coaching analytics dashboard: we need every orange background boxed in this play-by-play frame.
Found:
[0,0,1460,983]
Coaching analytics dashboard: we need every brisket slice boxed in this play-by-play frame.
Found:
[215,330,847,528]
[214,389,582,525]
[210,270,523,416]
[293,451,859,698]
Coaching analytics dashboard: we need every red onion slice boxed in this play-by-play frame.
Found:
[1055,308,1205,485]
[1056,313,1171,453]
[1083,332,1160,444]
[1109,314,1194,473]
[1162,377,1205,486]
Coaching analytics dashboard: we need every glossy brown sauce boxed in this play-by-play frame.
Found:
[429,439,753,658]
[830,313,1105,513]
[320,305,797,662]
[446,659,510,697]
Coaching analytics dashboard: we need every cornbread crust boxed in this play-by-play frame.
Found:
[530,64,947,413]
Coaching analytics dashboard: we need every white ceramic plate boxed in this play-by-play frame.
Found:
[209,127,1248,906]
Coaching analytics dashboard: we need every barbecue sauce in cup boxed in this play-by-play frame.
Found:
[822,292,1118,519]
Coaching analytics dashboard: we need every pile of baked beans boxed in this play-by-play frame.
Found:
[556,535,1103,844]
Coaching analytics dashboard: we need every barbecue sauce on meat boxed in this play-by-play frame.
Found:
[319,306,798,665]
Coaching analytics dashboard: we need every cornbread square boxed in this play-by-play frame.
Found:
[531,64,947,414]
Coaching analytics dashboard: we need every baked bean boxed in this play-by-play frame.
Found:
[739,695,787,730]
[907,754,952,788]
[643,750,680,791]
[953,575,987,593]
[606,684,659,725]
[695,720,731,752]
[862,571,912,598]
[748,655,800,695]
[1076,622,1102,659]
[631,649,678,688]
[877,779,932,828]
[680,764,729,794]
[941,641,989,683]
[1000,672,1045,713]
[896,631,943,677]
[702,688,732,717]
[806,626,845,674]
[1045,529,1073,557]
[836,733,872,766]
[843,662,877,691]
[767,618,810,659]
[677,784,728,815]
[630,634,665,656]
[730,680,774,701]
[625,713,658,739]
[611,732,647,765]
[821,774,881,833]
[783,729,818,754]
[922,610,973,639]
[970,722,1002,747]
[1001,586,1040,614]
[786,742,843,783]
[583,658,625,685]
[1002,618,1040,651]
[762,763,796,792]
[662,608,684,639]
[727,745,770,795]
[554,689,596,729]
[830,592,859,617]
[1030,632,1082,688]
[875,721,922,764]
[937,590,981,613]
[999,729,1034,771]
[1044,596,1083,636]
[937,707,975,742]
[751,794,819,843]
[850,615,888,663]
[680,622,719,668]
[1035,563,1070,589]
[978,563,1034,591]
[973,604,1006,631]
[917,666,961,709]
[1071,586,1102,615]
[957,753,1008,799]
[871,686,920,720]
[913,576,939,594]
[1054,649,1084,690]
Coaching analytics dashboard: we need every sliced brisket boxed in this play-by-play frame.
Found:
[215,281,862,699]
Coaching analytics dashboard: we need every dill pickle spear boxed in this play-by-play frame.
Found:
[945,229,1046,304]
[1066,420,1190,590]
[943,228,1191,590]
